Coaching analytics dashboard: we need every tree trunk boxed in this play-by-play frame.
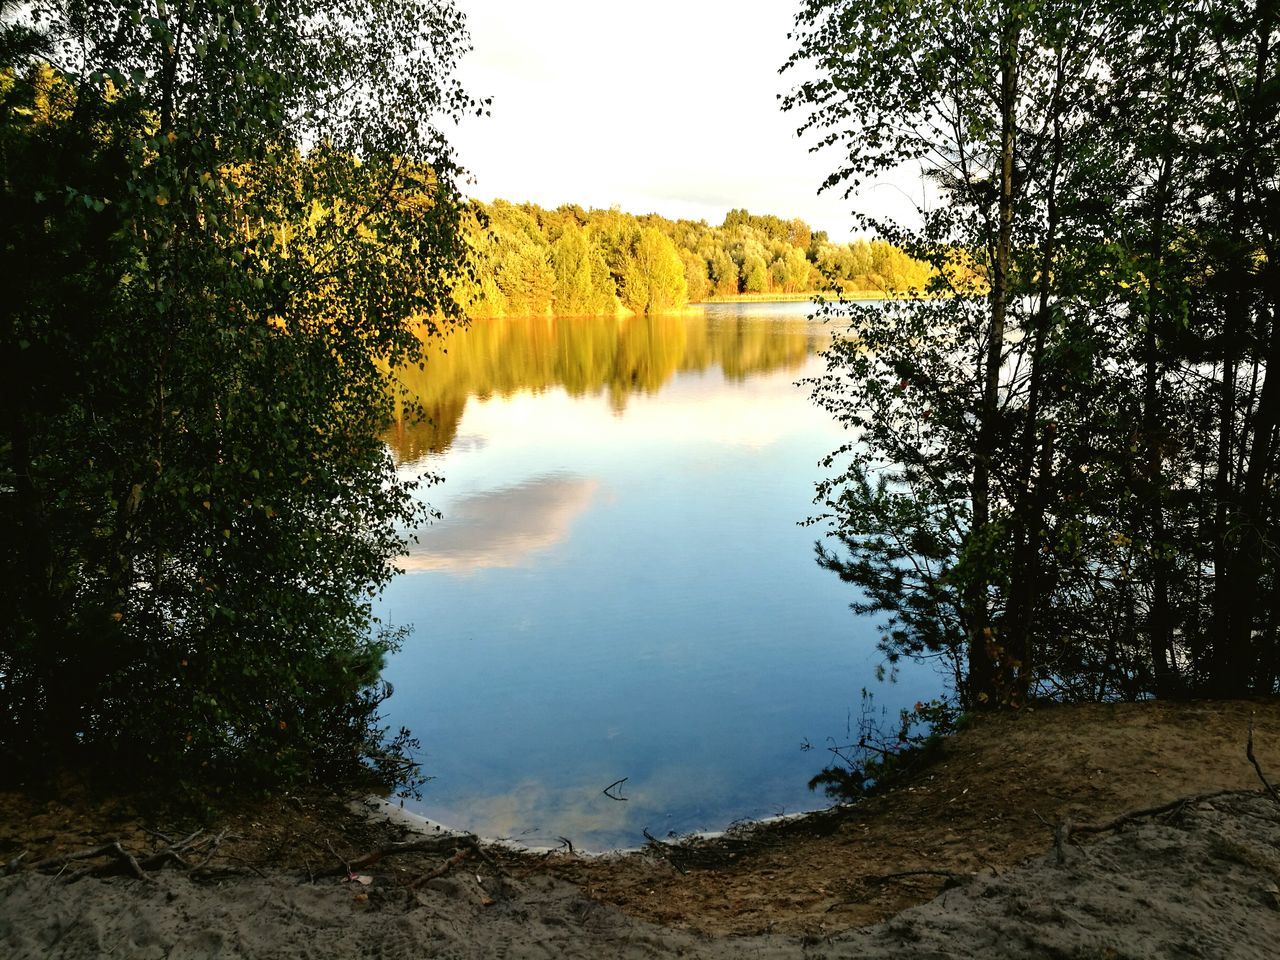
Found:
[1005,51,1066,705]
[1144,83,1178,698]
[1210,0,1274,695]
[968,7,1019,709]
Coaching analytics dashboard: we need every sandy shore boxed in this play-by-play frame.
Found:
[2,790,1277,958]
[2,701,1278,958]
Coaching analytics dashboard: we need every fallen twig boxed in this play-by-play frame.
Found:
[325,840,351,877]
[40,842,152,882]
[30,843,123,872]
[408,847,471,891]
[601,777,629,801]
[113,842,150,882]
[187,829,230,871]
[1041,786,1263,868]
[641,828,687,875]
[318,833,496,878]
[1055,818,1072,865]
[863,869,962,884]
[1247,716,1280,805]
[136,827,220,873]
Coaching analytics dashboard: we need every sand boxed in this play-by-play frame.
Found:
[3,701,1279,959]
[2,791,1278,958]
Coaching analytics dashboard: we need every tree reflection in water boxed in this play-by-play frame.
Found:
[387,310,824,461]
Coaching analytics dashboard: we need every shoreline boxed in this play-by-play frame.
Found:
[360,794,838,858]
[4,699,1279,957]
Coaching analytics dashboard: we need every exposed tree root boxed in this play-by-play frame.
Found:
[1040,728,1280,866]
[1247,716,1280,804]
[11,826,234,883]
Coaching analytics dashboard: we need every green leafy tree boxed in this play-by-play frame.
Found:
[789,0,1148,707]
[709,248,740,295]
[789,0,1280,706]
[484,200,554,316]
[741,251,769,294]
[550,223,616,315]
[0,0,478,790]
[619,226,688,314]
[680,248,711,302]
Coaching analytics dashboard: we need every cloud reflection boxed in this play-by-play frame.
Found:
[401,475,598,575]
[416,763,738,852]
[432,778,638,849]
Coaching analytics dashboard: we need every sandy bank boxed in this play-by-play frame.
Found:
[2,700,1278,958]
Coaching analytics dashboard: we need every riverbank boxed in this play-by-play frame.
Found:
[2,700,1278,957]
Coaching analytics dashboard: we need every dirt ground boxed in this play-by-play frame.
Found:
[547,699,1280,936]
[1,699,1278,958]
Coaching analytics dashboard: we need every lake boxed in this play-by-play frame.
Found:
[377,300,937,850]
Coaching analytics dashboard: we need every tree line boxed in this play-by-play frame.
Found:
[458,200,932,317]
[789,0,1279,707]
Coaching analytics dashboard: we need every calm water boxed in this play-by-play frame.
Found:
[377,301,936,849]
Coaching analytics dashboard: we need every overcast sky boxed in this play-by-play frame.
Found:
[448,1,910,240]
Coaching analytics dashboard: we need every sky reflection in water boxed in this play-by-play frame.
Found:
[377,302,938,850]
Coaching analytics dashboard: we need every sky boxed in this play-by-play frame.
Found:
[448,0,911,240]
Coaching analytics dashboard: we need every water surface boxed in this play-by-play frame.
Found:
[378,301,936,849]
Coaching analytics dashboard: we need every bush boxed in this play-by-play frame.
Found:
[0,0,477,796]
[807,694,961,802]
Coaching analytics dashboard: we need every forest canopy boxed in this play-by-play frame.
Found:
[456,200,933,318]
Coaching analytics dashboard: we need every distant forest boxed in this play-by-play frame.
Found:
[458,202,932,317]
